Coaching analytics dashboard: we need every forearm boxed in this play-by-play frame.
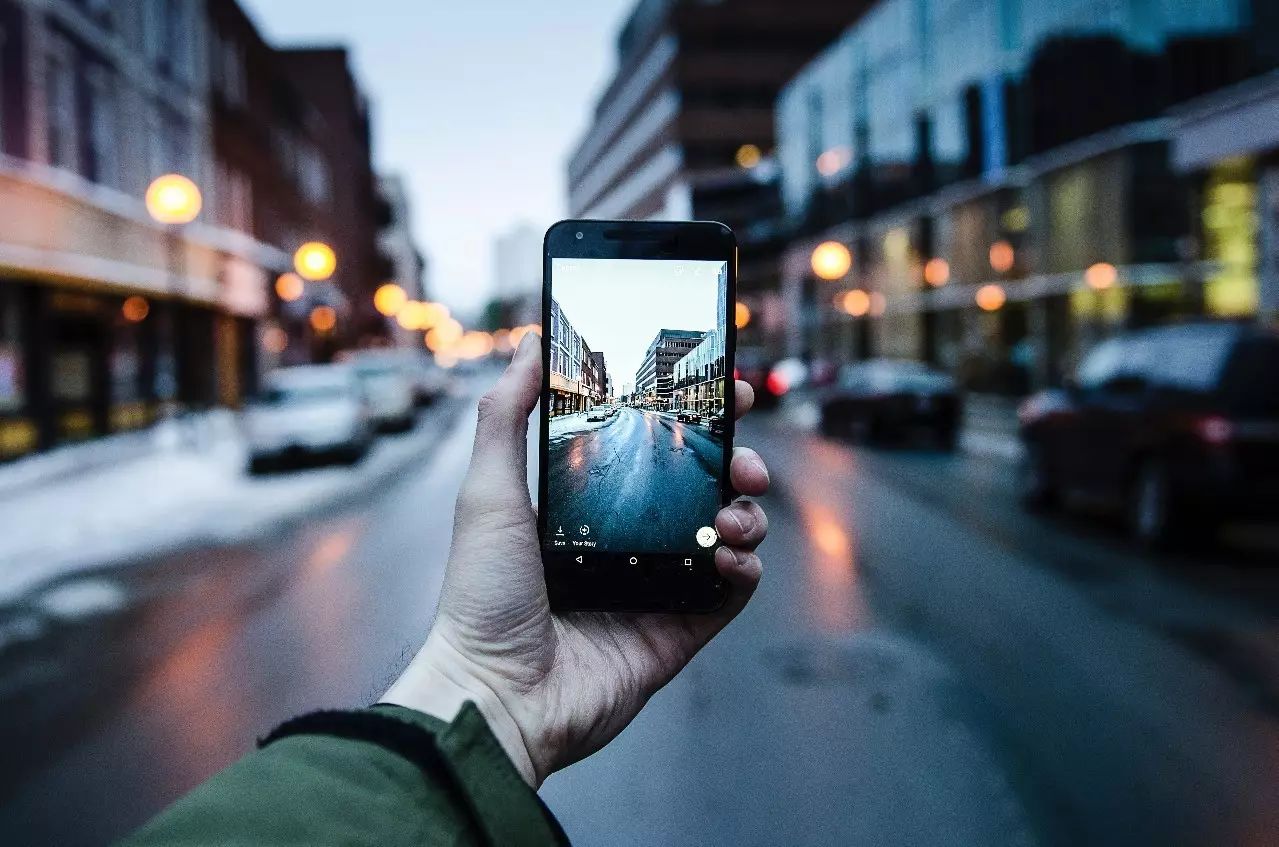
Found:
[121,704,565,847]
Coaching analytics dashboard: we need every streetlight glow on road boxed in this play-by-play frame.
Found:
[145,174,202,225]
[811,241,852,280]
[294,242,337,281]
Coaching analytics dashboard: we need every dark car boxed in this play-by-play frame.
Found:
[1018,322,1279,548]
[707,413,725,436]
[819,359,962,449]
[676,409,702,423]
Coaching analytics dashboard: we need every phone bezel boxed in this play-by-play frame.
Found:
[539,219,737,613]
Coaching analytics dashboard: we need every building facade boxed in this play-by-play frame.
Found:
[0,0,276,460]
[775,0,1278,393]
[276,46,387,344]
[549,297,584,415]
[672,264,728,412]
[634,328,706,408]
[566,0,868,307]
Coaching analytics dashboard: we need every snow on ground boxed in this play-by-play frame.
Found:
[0,408,459,606]
[548,410,617,443]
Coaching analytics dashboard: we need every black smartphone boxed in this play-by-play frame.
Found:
[539,219,737,613]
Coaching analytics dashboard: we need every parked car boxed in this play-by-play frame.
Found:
[677,409,702,423]
[349,352,416,432]
[707,413,725,436]
[1018,322,1279,547]
[244,365,372,473]
[587,406,609,422]
[819,359,962,449]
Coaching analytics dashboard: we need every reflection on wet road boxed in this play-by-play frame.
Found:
[547,408,723,552]
[3,397,1279,845]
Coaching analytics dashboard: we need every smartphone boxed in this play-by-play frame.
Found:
[539,219,737,613]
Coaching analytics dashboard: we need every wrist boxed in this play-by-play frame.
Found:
[382,633,541,787]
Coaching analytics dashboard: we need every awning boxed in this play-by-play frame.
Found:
[1172,71,1279,172]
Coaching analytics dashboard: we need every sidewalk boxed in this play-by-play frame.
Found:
[0,402,463,606]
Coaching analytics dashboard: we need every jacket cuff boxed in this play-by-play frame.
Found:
[374,703,569,846]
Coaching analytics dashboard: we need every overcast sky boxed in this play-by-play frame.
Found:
[243,0,635,319]
[552,260,724,392]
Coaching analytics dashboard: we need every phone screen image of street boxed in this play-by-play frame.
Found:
[546,259,728,554]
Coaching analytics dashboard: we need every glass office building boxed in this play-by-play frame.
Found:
[776,0,1275,392]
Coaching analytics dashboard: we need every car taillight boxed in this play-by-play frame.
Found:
[766,371,789,396]
[1194,415,1234,446]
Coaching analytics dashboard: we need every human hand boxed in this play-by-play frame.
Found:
[383,333,770,786]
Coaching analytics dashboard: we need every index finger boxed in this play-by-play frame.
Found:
[734,379,754,421]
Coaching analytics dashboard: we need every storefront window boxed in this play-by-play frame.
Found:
[1202,157,1259,318]
[0,286,22,415]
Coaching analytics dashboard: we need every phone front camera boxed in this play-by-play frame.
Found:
[575,231,584,240]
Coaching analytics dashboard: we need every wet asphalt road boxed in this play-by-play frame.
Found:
[547,408,723,552]
[2,381,1279,845]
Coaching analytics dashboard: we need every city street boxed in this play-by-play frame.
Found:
[2,378,1279,845]
[547,408,723,552]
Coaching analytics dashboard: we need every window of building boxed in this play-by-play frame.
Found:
[0,286,23,415]
[84,63,118,188]
[46,36,78,171]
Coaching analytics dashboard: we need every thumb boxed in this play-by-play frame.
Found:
[460,332,542,503]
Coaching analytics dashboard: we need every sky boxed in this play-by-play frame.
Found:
[552,259,724,393]
[243,0,636,319]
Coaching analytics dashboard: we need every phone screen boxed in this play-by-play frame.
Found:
[543,257,730,567]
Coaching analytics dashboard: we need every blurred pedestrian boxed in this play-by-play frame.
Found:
[121,333,770,846]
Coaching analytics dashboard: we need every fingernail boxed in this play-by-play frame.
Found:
[728,506,754,534]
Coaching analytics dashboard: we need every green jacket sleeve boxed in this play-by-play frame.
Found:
[120,702,568,847]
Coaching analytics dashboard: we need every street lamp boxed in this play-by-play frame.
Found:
[146,174,202,225]
[374,283,408,317]
[811,241,852,280]
[146,174,203,416]
[294,241,337,281]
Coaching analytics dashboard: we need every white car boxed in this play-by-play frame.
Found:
[245,365,372,473]
[349,353,417,432]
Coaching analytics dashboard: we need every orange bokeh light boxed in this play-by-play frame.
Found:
[811,241,852,280]
[989,240,1015,274]
[735,302,751,329]
[121,296,150,323]
[263,326,288,354]
[145,174,202,225]
[976,284,1007,312]
[374,283,408,317]
[275,273,304,302]
[309,305,337,333]
[838,289,871,317]
[924,258,950,287]
[1085,262,1118,291]
[294,242,337,281]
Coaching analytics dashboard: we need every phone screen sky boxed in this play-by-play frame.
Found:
[546,258,728,556]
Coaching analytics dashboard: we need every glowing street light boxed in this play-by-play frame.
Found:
[121,296,150,323]
[735,302,752,329]
[145,174,202,225]
[1085,262,1117,291]
[976,284,1007,312]
[838,289,870,317]
[309,305,338,333]
[811,241,852,280]
[294,241,337,281]
[924,258,950,287]
[735,144,762,169]
[396,300,430,331]
[989,240,1015,274]
[374,283,408,317]
[275,273,305,303]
